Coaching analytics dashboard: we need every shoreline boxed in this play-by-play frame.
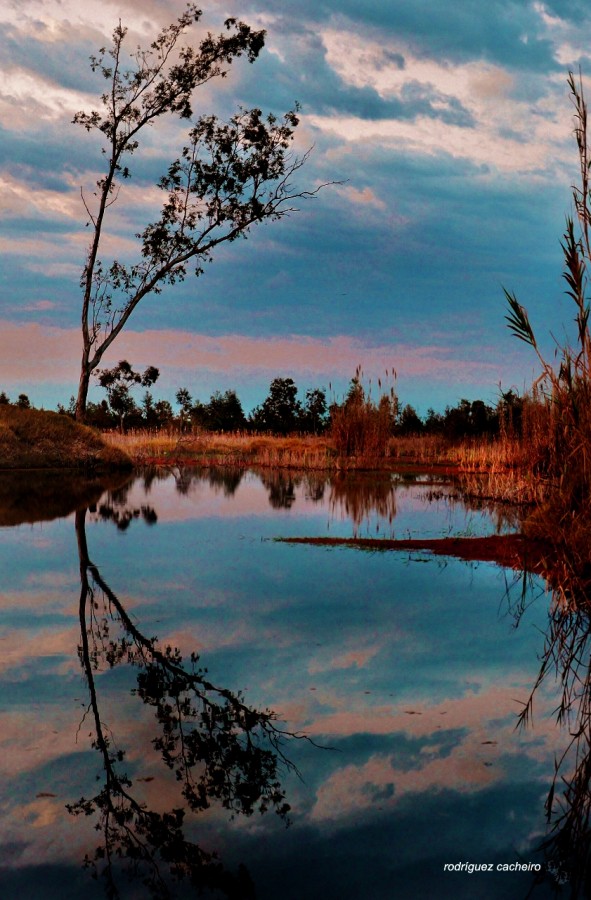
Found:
[276,533,554,579]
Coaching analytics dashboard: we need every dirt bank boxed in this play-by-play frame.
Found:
[278,534,553,578]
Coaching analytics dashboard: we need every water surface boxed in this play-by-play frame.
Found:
[0,468,566,898]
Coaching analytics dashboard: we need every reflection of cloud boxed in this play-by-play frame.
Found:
[306,680,562,826]
[309,745,499,823]
[298,680,554,740]
[0,625,79,677]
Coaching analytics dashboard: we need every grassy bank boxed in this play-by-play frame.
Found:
[102,428,543,500]
[0,406,131,470]
[103,428,473,469]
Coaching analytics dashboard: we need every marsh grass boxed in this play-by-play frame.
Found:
[105,427,465,470]
[104,426,544,497]
[104,429,338,469]
[497,74,591,890]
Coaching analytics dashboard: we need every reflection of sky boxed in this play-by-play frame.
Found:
[0,471,560,898]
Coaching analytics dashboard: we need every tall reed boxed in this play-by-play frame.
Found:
[504,72,591,561]
[329,369,397,463]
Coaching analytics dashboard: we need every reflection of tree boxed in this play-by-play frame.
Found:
[202,467,244,498]
[302,473,326,504]
[160,466,245,498]
[516,582,591,897]
[96,500,158,529]
[70,508,303,898]
[258,470,297,509]
[329,473,397,536]
[422,484,523,536]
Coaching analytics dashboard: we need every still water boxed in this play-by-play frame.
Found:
[0,468,571,898]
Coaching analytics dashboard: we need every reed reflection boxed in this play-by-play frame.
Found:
[70,507,303,899]
[515,568,591,897]
[328,473,397,536]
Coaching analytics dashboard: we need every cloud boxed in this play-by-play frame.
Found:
[307,26,572,177]
[0,321,501,385]
[337,185,388,211]
[0,0,582,414]
[235,0,562,71]
[20,300,60,311]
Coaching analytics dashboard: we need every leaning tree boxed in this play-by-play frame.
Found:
[74,4,320,421]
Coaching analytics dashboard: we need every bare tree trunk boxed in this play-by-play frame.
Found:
[76,357,91,422]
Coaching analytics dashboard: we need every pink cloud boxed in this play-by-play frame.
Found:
[0,319,500,388]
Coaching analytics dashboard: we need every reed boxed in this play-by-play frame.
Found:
[501,73,591,589]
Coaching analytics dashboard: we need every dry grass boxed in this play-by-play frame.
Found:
[0,406,131,470]
[104,427,543,493]
[104,429,337,469]
[106,428,460,471]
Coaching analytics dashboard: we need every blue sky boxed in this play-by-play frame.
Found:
[1,0,590,414]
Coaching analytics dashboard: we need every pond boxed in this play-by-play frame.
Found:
[0,467,577,898]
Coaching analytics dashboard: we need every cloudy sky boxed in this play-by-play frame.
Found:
[1,0,590,414]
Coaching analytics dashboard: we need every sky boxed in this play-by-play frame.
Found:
[1,0,591,415]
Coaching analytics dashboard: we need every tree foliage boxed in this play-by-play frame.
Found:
[74,6,320,421]
[97,359,159,430]
[250,377,302,434]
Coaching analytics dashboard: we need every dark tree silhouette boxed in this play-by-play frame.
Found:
[301,388,328,434]
[97,359,159,431]
[204,390,247,432]
[250,377,302,434]
[74,6,324,421]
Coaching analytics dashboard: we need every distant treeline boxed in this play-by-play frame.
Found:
[0,365,525,440]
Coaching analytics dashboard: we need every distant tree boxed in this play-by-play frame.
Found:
[189,398,208,428]
[85,399,114,429]
[175,388,193,431]
[73,7,322,421]
[344,375,364,407]
[0,392,10,406]
[97,360,159,431]
[396,404,423,435]
[16,393,31,410]
[497,389,524,437]
[154,399,174,427]
[438,398,496,440]
[141,391,159,428]
[470,399,494,434]
[424,407,444,434]
[301,388,328,434]
[206,390,246,431]
[251,378,301,434]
